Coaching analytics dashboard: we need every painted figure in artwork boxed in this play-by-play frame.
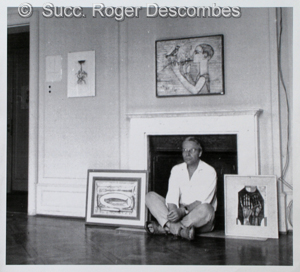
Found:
[168,43,214,94]
[145,137,217,241]
[237,186,265,226]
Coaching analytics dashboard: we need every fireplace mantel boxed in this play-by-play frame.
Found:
[128,109,263,176]
[127,109,263,119]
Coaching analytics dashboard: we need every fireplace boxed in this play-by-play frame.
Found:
[148,134,237,230]
[127,110,262,229]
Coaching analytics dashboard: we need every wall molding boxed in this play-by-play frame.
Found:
[268,8,287,232]
[36,183,86,217]
[127,109,263,119]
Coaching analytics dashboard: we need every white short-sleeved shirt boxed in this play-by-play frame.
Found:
[165,160,217,211]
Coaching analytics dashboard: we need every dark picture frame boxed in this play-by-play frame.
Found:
[85,170,148,228]
[156,35,224,97]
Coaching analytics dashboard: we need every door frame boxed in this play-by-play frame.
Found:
[8,8,39,215]
[7,30,30,193]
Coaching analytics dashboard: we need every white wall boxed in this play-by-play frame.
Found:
[123,8,277,176]
[39,10,121,179]
[8,7,291,229]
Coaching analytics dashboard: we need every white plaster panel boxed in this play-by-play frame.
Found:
[37,184,86,217]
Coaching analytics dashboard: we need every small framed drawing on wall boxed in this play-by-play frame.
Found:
[67,50,95,98]
[156,35,224,97]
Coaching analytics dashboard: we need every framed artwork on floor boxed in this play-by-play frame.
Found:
[85,169,148,228]
[224,175,278,239]
[156,35,224,97]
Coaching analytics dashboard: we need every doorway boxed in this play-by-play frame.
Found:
[7,26,30,213]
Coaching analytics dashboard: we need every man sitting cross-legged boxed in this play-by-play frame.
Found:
[145,136,217,241]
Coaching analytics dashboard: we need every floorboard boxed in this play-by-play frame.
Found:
[6,212,293,266]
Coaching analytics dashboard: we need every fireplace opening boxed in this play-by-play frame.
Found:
[148,134,238,230]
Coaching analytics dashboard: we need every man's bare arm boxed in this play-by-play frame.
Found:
[185,201,202,212]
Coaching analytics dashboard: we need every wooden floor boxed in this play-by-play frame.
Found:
[6,193,293,266]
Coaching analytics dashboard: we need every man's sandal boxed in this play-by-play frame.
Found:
[145,221,167,235]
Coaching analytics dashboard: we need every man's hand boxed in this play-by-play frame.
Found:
[167,207,185,222]
[240,195,253,225]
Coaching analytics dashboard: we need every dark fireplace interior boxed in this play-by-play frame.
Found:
[148,134,238,230]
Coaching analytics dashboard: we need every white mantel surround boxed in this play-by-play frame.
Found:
[128,110,262,175]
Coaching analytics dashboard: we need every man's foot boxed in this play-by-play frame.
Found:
[145,221,167,235]
[180,226,195,241]
[166,222,182,236]
[166,222,195,240]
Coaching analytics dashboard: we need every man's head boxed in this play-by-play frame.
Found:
[182,137,202,167]
[193,44,214,63]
